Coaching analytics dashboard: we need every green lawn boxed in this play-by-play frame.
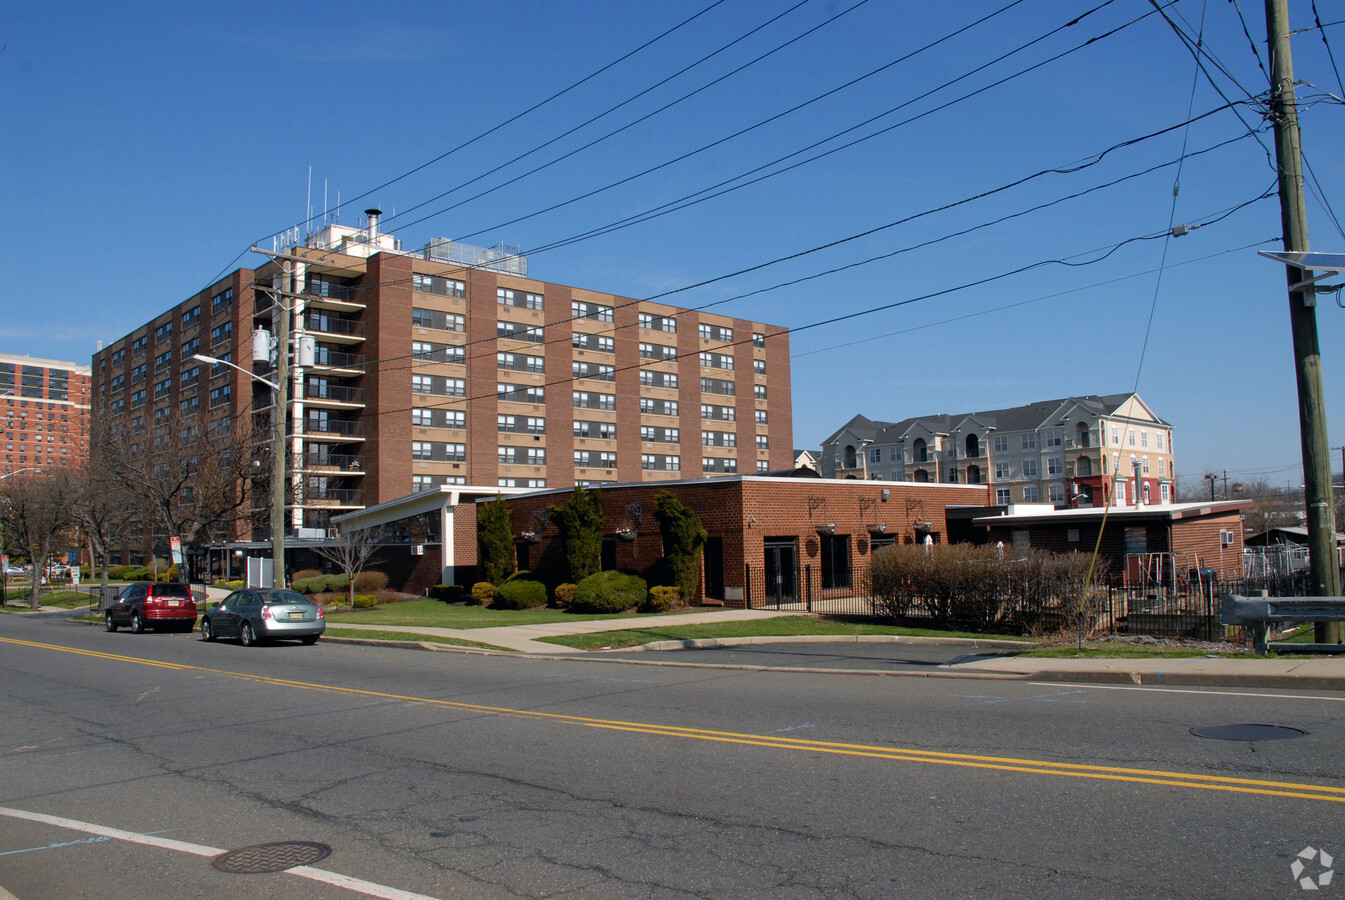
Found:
[538,617,1034,650]
[0,590,98,610]
[325,598,669,629]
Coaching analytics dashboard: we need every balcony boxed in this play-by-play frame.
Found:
[306,348,366,376]
[302,282,365,313]
[299,382,365,409]
[299,487,365,509]
[300,451,365,475]
[302,314,365,345]
[298,417,366,442]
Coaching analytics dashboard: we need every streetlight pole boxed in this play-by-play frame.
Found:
[194,353,286,588]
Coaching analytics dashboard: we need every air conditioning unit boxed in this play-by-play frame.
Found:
[1220,529,1236,547]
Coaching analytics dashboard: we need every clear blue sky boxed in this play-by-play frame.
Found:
[4,1,1343,491]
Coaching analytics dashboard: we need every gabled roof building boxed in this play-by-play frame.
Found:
[819,393,1174,509]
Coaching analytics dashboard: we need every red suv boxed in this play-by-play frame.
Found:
[105,582,198,634]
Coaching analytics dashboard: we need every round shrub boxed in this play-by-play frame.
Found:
[471,581,496,606]
[353,570,388,593]
[571,570,647,615]
[493,572,548,609]
[553,583,577,608]
[642,585,681,613]
[292,569,322,582]
[352,594,379,608]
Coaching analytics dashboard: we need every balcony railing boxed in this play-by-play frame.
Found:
[300,451,364,472]
[302,315,365,338]
[309,348,366,370]
[301,487,364,507]
[300,417,365,438]
[300,383,365,404]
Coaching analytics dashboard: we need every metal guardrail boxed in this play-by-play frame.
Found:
[1219,593,1345,655]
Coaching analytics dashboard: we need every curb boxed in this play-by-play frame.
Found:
[622,634,1029,652]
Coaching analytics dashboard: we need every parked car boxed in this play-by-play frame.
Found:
[200,588,325,646]
[2,564,25,577]
[105,582,198,633]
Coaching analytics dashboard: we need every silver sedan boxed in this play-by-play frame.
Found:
[200,588,325,646]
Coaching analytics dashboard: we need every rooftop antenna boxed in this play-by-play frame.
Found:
[306,166,312,238]
[323,180,329,227]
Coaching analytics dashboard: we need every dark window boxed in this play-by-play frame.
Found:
[820,534,850,589]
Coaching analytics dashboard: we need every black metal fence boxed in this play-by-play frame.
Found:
[742,563,1312,641]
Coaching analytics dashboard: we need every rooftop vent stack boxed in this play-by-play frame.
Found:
[365,208,382,244]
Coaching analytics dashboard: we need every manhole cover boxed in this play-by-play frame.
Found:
[212,841,332,873]
[1190,724,1307,742]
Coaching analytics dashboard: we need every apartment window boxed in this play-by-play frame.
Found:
[131,336,148,355]
[754,410,767,425]
[180,366,200,388]
[1045,430,1062,448]
[1161,483,1171,502]
[498,353,544,373]
[1022,459,1038,477]
[1021,434,1037,451]
[639,370,678,389]
[820,533,850,589]
[571,332,613,352]
[182,336,199,358]
[702,430,736,448]
[499,384,544,404]
[700,377,734,396]
[639,342,678,361]
[573,450,593,467]
[1048,483,1066,503]
[757,435,769,451]
[1140,431,1149,448]
[1156,433,1165,450]
[412,274,465,297]
[1023,485,1040,502]
[868,447,881,464]
[753,359,766,375]
[572,300,613,322]
[1142,456,1150,475]
[757,460,770,472]
[498,288,543,310]
[413,375,465,396]
[993,435,1009,453]
[208,385,230,408]
[1047,457,1063,475]
[641,454,680,471]
[641,426,678,443]
[155,321,173,342]
[1158,458,1166,476]
[574,421,616,439]
[700,352,733,370]
[995,487,1012,505]
[413,408,465,429]
[572,361,614,381]
[702,457,738,474]
[499,321,544,342]
[413,308,466,331]
[699,323,733,342]
[995,461,1010,479]
[1111,425,1120,445]
[182,306,201,328]
[210,323,232,345]
[752,332,765,348]
[639,312,676,332]
[701,403,734,422]
[498,415,516,432]
[210,288,233,312]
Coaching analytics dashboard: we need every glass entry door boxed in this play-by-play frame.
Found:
[763,539,797,607]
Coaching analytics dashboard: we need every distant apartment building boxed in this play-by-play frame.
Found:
[91,211,793,542]
[0,352,91,477]
[819,393,1174,508]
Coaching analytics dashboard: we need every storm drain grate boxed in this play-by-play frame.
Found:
[1190,724,1307,742]
[212,841,332,874]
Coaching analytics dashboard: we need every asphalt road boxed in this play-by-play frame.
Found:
[600,641,1014,670]
[2,613,1344,898]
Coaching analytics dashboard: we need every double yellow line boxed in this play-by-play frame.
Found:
[7,636,1344,804]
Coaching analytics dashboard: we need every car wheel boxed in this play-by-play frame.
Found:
[200,619,215,642]
[239,622,256,647]
[131,613,145,634]
[301,635,319,646]
[105,612,117,632]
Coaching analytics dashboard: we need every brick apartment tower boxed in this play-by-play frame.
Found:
[0,352,91,477]
[91,213,794,546]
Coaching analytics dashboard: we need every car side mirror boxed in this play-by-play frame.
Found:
[210,602,221,610]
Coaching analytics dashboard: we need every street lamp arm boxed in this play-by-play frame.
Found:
[192,354,280,391]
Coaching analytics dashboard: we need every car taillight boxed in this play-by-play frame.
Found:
[261,606,273,620]
[316,606,324,619]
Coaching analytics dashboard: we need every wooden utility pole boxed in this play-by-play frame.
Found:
[1266,0,1340,640]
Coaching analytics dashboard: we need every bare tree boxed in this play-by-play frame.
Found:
[71,431,138,592]
[310,525,385,606]
[1,474,74,608]
[97,410,261,566]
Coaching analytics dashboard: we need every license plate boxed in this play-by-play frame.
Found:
[288,611,304,620]
[167,600,180,607]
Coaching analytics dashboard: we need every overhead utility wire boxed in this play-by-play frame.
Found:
[363,200,1273,420]
[1131,0,1210,395]
[207,1,730,287]
[1312,0,1345,97]
[792,241,1279,360]
[416,0,1133,245]
[385,0,878,231]
[260,0,732,247]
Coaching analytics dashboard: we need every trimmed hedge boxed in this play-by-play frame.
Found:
[493,572,548,609]
[352,594,379,608]
[571,570,647,615]
[471,582,496,605]
[553,583,577,608]
[292,574,349,594]
[642,585,681,613]
[353,570,388,593]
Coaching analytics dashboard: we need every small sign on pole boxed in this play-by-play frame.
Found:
[170,536,184,567]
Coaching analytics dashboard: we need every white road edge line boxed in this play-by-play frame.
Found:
[1027,682,1345,701]
[0,806,439,900]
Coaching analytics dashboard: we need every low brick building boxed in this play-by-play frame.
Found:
[495,476,990,607]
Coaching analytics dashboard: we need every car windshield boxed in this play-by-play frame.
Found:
[154,585,193,598]
[263,590,310,606]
